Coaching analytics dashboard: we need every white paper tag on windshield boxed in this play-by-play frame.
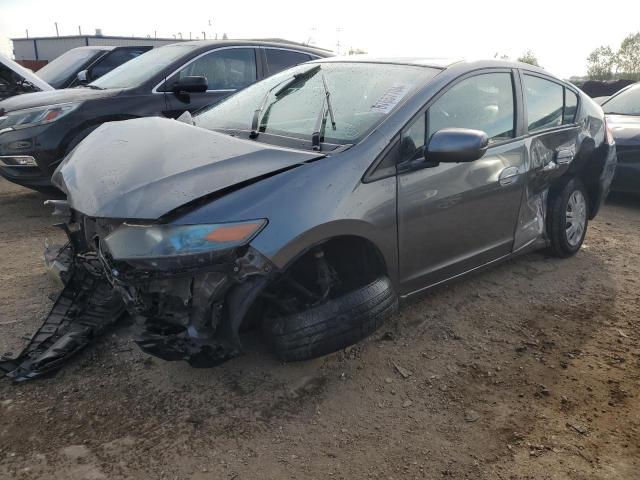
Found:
[370,83,412,114]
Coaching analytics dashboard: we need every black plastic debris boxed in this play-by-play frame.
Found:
[0,263,124,383]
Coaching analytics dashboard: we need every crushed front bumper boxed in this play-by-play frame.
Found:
[0,253,125,382]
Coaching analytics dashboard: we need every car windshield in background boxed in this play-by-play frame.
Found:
[37,48,101,86]
[602,84,640,115]
[195,62,439,145]
[90,44,196,90]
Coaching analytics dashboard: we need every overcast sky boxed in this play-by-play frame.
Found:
[1,0,638,78]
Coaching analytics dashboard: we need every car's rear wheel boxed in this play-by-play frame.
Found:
[264,276,397,362]
[547,177,589,257]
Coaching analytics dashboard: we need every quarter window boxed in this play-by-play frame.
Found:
[176,48,257,90]
[563,88,578,124]
[265,49,312,75]
[524,75,563,131]
[427,72,515,143]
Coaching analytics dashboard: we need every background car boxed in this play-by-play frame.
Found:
[0,53,53,100]
[0,40,332,193]
[36,45,153,89]
[21,57,614,377]
[601,82,640,193]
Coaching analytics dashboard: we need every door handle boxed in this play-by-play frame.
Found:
[498,166,519,186]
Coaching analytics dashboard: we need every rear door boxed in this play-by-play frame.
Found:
[397,69,526,294]
[162,47,259,117]
[513,72,581,250]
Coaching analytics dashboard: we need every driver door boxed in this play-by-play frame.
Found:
[397,70,526,294]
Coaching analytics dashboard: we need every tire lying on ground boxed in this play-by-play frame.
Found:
[546,177,589,258]
[264,276,398,362]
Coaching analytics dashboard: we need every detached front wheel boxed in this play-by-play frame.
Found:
[547,178,589,257]
[264,276,398,362]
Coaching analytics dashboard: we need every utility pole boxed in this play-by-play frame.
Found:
[154,30,157,38]
[178,32,183,39]
[189,32,192,40]
[78,25,81,35]
[55,22,59,36]
[25,29,29,38]
[202,31,206,40]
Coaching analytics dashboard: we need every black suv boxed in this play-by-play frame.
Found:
[36,46,153,89]
[0,40,332,192]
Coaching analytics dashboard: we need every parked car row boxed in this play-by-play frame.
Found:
[0,40,332,192]
[0,49,618,380]
[600,82,640,194]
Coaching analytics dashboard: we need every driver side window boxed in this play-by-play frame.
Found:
[428,72,515,143]
[400,72,515,165]
[164,48,257,91]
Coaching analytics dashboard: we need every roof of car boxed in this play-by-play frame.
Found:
[311,55,554,76]
[175,40,334,56]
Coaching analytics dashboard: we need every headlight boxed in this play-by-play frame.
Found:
[103,220,267,260]
[0,102,81,132]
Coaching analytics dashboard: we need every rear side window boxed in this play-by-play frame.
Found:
[563,88,578,124]
[91,48,148,79]
[265,49,312,75]
[524,75,563,131]
[427,72,515,143]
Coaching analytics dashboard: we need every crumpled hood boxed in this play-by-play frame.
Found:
[54,117,323,219]
[606,114,640,147]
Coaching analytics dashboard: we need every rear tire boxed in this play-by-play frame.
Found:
[547,177,589,257]
[264,276,398,362]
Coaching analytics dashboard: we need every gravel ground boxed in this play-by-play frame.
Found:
[0,177,638,480]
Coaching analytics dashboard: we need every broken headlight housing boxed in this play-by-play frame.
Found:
[102,220,267,262]
[0,102,81,132]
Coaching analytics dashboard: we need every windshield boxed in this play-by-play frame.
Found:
[37,48,102,87]
[91,44,196,90]
[602,83,640,115]
[195,62,439,145]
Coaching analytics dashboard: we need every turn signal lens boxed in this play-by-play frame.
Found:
[204,222,264,243]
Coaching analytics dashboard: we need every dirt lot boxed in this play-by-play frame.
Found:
[0,177,638,480]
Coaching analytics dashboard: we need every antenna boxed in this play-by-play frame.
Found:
[54,22,59,37]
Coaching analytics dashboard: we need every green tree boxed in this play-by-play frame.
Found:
[586,45,615,80]
[517,50,540,67]
[616,32,640,79]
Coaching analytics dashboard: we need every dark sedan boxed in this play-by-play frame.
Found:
[601,82,640,193]
[0,40,332,192]
[1,57,617,381]
[36,45,152,89]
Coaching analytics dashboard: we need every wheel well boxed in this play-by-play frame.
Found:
[286,236,387,292]
[244,236,388,329]
[553,138,607,219]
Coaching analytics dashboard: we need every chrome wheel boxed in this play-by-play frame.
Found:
[565,190,587,247]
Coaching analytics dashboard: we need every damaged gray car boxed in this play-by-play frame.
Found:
[1,58,616,381]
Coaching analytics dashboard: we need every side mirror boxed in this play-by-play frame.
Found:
[172,76,208,94]
[76,70,89,84]
[425,128,489,164]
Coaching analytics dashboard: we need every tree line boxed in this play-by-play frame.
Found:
[587,32,640,81]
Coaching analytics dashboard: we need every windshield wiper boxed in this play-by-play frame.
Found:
[83,84,104,90]
[250,65,321,139]
[311,73,337,151]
